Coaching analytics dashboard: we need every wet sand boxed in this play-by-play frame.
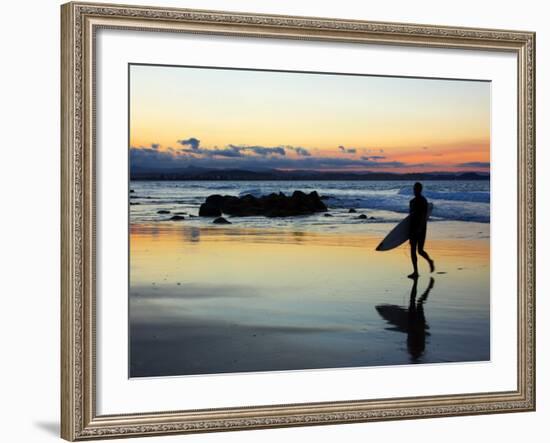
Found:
[129,222,490,377]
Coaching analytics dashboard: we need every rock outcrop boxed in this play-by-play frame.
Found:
[199,191,328,218]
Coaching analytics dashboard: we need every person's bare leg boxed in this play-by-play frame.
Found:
[409,239,419,278]
[418,235,435,273]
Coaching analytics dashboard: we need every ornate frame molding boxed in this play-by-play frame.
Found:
[61,2,535,440]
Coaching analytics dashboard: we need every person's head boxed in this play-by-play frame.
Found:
[413,182,423,197]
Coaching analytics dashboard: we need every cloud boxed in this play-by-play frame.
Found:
[291,157,405,169]
[456,161,490,168]
[203,147,243,158]
[407,162,436,168]
[130,146,181,169]
[177,137,201,150]
[132,138,456,173]
[130,144,410,172]
[177,142,310,159]
[180,145,244,158]
[228,145,286,156]
[286,146,311,157]
[361,155,386,161]
[338,145,357,154]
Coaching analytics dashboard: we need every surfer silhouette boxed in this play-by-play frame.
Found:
[408,182,435,278]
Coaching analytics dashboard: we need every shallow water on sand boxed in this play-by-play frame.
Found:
[129,224,490,377]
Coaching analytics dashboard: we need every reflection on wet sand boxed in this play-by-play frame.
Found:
[376,277,435,363]
[130,224,490,377]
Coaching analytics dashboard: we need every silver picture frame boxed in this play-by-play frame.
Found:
[61,2,536,440]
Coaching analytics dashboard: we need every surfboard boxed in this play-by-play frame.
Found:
[376,203,433,251]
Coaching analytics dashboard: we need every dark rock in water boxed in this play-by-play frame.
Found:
[324,213,333,217]
[199,195,223,216]
[199,191,327,218]
[213,216,231,224]
[199,206,222,217]
[130,189,135,193]
[357,214,368,219]
[348,208,357,213]
[174,211,187,215]
[130,202,140,206]
[204,194,226,208]
[169,215,185,221]
[370,216,376,220]
[157,210,171,214]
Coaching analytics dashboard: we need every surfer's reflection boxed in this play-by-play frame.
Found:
[375,277,435,362]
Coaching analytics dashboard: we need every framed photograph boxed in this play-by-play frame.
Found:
[61,2,536,440]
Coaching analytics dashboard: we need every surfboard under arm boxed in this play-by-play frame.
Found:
[376,203,433,252]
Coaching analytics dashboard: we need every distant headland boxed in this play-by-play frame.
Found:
[130,167,489,181]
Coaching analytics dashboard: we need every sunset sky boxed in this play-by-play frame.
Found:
[129,64,490,173]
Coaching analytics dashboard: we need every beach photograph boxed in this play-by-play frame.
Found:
[128,64,490,378]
